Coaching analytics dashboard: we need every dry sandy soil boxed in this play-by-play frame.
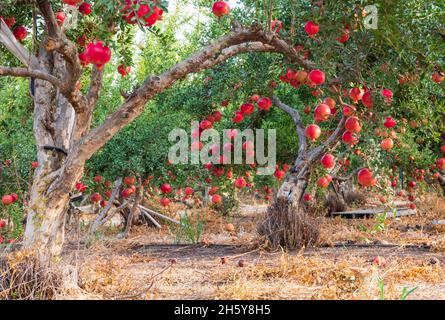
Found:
[57,194,445,300]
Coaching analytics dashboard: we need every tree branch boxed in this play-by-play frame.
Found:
[271,96,307,154]
[0,66,62,87]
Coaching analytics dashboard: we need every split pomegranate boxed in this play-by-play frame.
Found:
[308,69,325,85]
[305,124,321,141]
[212,1,230,18]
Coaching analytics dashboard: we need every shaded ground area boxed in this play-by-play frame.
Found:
[62,195,445,300]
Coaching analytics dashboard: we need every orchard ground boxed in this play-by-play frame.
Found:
[8,192,441,300]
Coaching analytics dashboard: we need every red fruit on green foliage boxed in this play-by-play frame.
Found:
[308,69,325,85]
[100,200,107,208]
[2,195,14,205]
[314,104,331,122]
[232,111,244,123]
[31,161,39,168]
[79,52,89,67]
[84,41,111,69]
[271,20,283,33]
[56,12,66,26]
[93,175,103,183]
[342,104,356,116]
[79,2,92,15]
[349,87,364,102]
[10,193,18,202]
[240,103,255,115]
[118,64,131,77]
[160,198,170,207]
[75,182,87,192]
[0,220,6,228]
[409,203,416,210]
[317,176,330,188]
[342,131,358,146]
[91,193,102,202]
[304,21,319,36]
[303,194,313,202]
[361,91,374,108]
[336,28,350,43]
[381,88,393,102]
[436,158,445,170]
[357,168,376,187]
[200,119,213,130]
[1,17,15,28]
[274,169,285,180]
[213,111,222,122]
[305,124,321,141]
[184,187,194,196]
[160,183,172,194]
[257,97,272,111]
[321,154,335,169]
[13,26,27,41]
[380,138,394,150]
[250,94,260,102]
[432,72,444,84]
[124,176,135,186]
[345,116,361,133]
[384,117,396,128]
[121,188,133,198]
[209,186,219,195]
[212,1,230,17]
[211,194,222,204]
[105,190,112,198]
[235,177,247,188]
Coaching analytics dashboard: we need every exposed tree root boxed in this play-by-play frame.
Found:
[258,197,320,249]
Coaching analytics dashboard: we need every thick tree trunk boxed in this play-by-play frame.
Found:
[258,165,319,249]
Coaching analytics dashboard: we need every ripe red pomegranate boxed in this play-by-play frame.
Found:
[321,154,335,169]
[381,88,393,102]
[93,175,103,183]
[240,103,255,115]
[184,187,194,196]
[13,26,27,41]
[75,182,87,192]
[336,28,350,43]
[380,138,394,150]
[117,64,131,77]
[303,194,313,202]
[308,69,325,85]
[160,183,172,194]
[257,97,272,111]
[0,220,6,228]
[121,188,133,198]
[91,193,102,202]
[63,0,82,5]
[56,12,66,26]
[349,87,364,103]
[232,111,244,123]
[79,2,92,15]
[436,158,445,170]
[409,203,416,210]
[274,169,285,180]
[211,194,222,204]
[2,195,14,205]
[432,72,444,84]
[124,176,135,186]
[271,20,283,33]
[84,41,111,69]
[2,17,15,28]
[305,124,321,141]
[200,119,213,130]
[235,177,247,188]
[213,111,222,122]
[160,198,170,207]
[408,181,416,189]
[384,117,396,128]
[105,190,112,198]
[357,168,376,187]
[345,116,361,133]
[304,21,319,36]
[10,193,18,202]
[323,97,336,110]
[31,161,39,168]
[212,1,230,17]
[342,131,358,146]
[342,104,356,116]
[314,103,331,122]
[361,91,373,108]
[79,52,90,67]
[317,176,330,188]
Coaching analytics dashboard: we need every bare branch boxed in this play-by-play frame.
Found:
[272,96,307,154]
[87,67,104,108]
[0,66,62,87]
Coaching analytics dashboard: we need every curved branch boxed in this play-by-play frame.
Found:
[272,96,307,154]
[0,66,62,87]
